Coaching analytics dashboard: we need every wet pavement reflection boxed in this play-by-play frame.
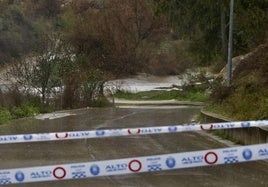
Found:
[0,106,267,187]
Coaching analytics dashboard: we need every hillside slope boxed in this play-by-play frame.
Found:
[210,41,268,120]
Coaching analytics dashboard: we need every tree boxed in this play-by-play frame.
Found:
[22,0,63,18]
[1,0,111,109]
[63,0,167,76]
[5,33,67,104]
[0,2,38,64]
[232,1,268,52]
[151,0,268,63]
[151,0,227,62]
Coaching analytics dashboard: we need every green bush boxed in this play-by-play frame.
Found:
[11,104,39,119]
[0,108,12,124]
[208,86,268,120]
[210,79,234,102]
[38,104,53,113]
[188,91,208,102]
[22,104,39,117]
[221,89,267,120]
[11,107,25,119]
[91,97,111,107]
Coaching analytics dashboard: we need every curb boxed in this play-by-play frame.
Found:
[200,109,268,131]
[200,109,268,145]
[200,109,232,122]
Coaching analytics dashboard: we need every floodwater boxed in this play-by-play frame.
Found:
[0,106,267,187]
[104,74,185,93]
[104,72,214,94]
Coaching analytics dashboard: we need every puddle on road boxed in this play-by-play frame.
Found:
[35,112,75,120]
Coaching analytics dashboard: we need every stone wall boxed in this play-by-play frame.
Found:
[201,110,268,144]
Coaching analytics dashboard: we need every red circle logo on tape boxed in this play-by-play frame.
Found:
[55,133,68,139]
[128,129,141,134]
[53,167,67,179]
[200,124,213,130]
[204,152,218,165]
[128,160,142,172]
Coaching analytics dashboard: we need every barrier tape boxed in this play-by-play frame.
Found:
[0,120,267,144]
[0,143,267,185]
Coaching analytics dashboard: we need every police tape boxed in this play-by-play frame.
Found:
[0,143,267,185]
[0,120,267,144]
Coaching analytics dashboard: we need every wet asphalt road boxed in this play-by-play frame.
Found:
[0,106,267,187]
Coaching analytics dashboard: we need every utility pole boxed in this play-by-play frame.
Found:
[227,0,234,87]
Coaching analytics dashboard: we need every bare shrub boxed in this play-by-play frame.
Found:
[146,40,193,75]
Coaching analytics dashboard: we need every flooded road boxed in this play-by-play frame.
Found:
[0,106,267,187]
[104,74,184,93]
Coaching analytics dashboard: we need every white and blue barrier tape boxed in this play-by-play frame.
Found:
[0,120,267,144]
[0,143,267,185]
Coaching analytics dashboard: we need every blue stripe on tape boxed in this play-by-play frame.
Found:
[0,143,267,185]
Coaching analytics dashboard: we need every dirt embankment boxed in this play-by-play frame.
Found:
[210,40,268,120]
[217,41,268,82]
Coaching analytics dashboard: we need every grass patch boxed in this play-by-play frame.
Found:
[207,41,268,121]
[114,90,208,102]
[0,108,12,124]
[0,103,53,125]
[207,86,268,120]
